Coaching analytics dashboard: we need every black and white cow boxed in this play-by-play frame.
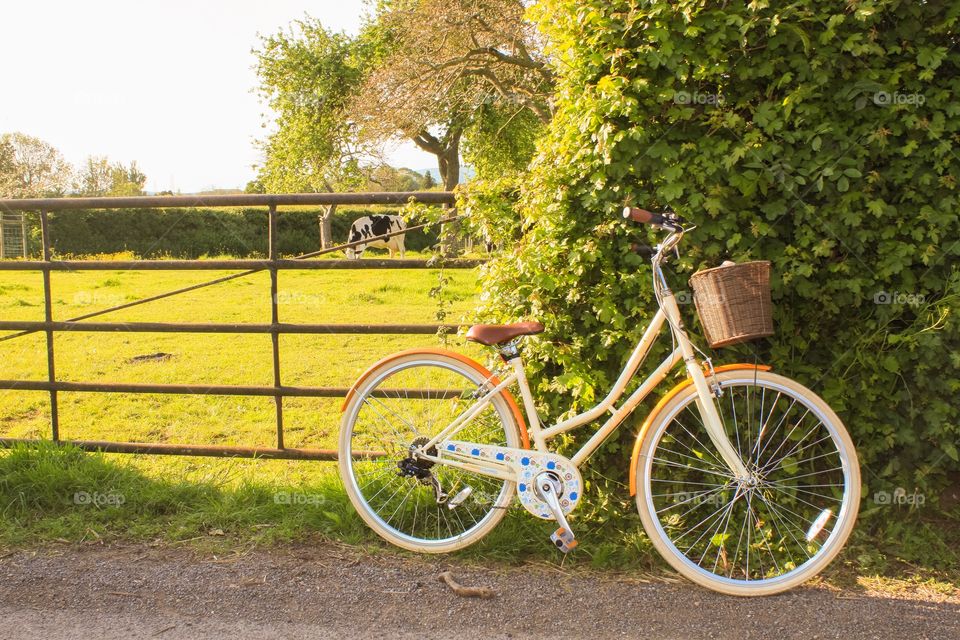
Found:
[344,215,407,259]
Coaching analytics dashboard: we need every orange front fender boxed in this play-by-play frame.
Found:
[628,364,772,496]
[340,348,531,449]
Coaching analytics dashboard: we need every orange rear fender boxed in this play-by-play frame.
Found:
[341,348,531,450]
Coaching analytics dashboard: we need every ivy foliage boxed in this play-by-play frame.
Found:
[463,0,960,504]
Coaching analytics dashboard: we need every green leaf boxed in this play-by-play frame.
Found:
[780,457,800,475]
[944,442,959,462]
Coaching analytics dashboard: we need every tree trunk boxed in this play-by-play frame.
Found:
[438,134,462,257]
[318,204,336,250]
[438,137,461,191]
[410,127,464,257]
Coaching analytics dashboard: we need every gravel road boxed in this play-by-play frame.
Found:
[0,543,957,639]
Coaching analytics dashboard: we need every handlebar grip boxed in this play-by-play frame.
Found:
[622,206,660,225]
[622,205,683,231]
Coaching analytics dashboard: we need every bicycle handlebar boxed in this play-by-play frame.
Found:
[622,206,684,232]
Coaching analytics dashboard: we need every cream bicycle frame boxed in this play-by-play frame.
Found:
[420,257,752,481]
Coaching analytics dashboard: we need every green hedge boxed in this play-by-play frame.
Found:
[465,0,959,507]
[31,207,439,258]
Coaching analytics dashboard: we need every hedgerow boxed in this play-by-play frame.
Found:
[464,0,960,509]
[28,207,439,258]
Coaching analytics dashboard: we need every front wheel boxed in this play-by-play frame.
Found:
[339,350,522,553]
[635,370,860,596]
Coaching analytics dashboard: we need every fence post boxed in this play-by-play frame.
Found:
[268,204,284,449]
[39,210,59,441]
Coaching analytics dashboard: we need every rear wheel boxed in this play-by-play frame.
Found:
[339,351,521,553]
[636,370,859,596]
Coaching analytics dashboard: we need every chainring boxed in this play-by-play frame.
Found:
[440,441,583,520]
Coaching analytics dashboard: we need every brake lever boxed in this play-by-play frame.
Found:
[630,243,656,259]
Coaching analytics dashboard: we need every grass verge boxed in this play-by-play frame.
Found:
[1,442,957,597]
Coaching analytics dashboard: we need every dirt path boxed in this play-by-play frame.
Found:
[0,543,957,639]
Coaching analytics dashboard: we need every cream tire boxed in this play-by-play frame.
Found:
[339,351,521,554]
[635,370,860,596]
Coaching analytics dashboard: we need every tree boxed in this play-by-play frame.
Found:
[365,165,425,192]
[256,2,552,198]
[244,178,266,194]
[74,156,112,196]
[351,0,553,190]
[421,170,436,190]
[107,161,147,196]
[0,138,16,197]
[254,19,380,248]
[0,132,72,198]
[74,156,146,197]
[462,102,543,177]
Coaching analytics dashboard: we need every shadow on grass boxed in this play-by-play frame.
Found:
[1,443,957,589]
[0,443,662,571]
[0,443,366,547]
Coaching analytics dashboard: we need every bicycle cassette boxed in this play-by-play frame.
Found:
[440,441,583,520]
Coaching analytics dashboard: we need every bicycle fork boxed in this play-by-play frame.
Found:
[662,292,752,482]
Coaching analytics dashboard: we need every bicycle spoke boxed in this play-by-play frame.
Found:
[642,376,857,590]
[656,445,735,476]
[344,358,516,548]
[761,432,832,475]
[651,456,736,479]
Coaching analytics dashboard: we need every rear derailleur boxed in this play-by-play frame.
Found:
[397,437,447,504]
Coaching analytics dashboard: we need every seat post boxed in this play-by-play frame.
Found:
[495,340,521,361]
[499,348,545,450]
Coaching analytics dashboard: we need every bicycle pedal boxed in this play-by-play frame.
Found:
[550,527,578,553]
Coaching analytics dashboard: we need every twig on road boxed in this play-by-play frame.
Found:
[438,571,496,599]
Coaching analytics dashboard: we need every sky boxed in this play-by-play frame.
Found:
[0,1,435,193]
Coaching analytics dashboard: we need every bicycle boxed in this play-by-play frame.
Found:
[338,206,860,596]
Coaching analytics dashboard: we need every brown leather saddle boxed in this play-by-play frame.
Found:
[465,321,545,346]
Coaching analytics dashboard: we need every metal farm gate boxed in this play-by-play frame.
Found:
[0,212,28,259]
[0,191,477,461]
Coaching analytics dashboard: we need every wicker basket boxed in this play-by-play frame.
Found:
[689,261,773,348]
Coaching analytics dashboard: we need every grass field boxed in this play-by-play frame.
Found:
[0,251,484,446]
[1,253,958,592]
[0,253,663,571]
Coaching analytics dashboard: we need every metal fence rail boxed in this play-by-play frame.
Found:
[0,191,467,461]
